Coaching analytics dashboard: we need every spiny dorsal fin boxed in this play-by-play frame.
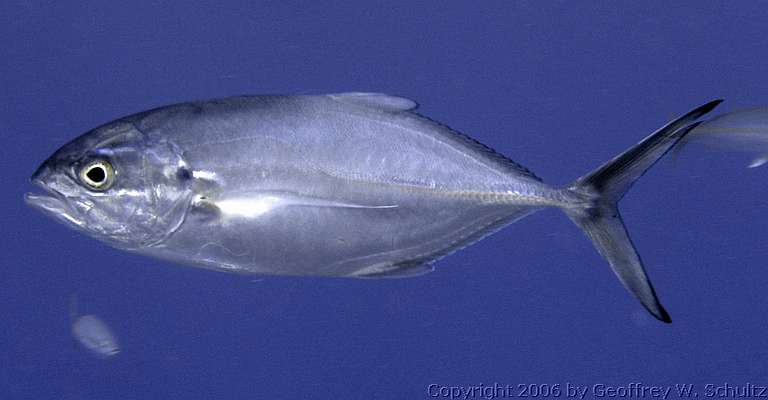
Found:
[328,92,418,112]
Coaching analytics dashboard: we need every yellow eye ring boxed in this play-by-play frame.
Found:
[79,160,114,190]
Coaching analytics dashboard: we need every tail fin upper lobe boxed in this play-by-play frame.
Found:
[565,100,723,323]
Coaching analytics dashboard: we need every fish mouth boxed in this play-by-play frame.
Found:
[25,176,85,228]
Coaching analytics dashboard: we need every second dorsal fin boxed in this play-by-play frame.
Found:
[328,92,418,112]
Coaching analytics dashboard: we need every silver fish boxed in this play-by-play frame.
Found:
[69,295,119,358]
[679,107,768,168]
[26,93,722,322]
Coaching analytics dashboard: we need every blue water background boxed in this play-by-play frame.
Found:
[1,2,767,399]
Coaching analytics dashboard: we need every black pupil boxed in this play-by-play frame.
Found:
[86,166,106,183]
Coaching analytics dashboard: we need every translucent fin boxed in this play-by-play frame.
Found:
[350,260,435,278]
[328,92,418,112]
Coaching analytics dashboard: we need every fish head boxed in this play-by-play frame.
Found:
[26,120,194,249]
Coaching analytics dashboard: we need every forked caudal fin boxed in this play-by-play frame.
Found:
[565,100,723,323]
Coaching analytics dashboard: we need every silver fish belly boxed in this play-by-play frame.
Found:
[26,93,723,322]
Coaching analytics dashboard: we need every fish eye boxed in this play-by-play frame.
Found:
[79,160,114,190]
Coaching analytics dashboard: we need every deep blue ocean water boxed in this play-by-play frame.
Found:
[2,2,768,399]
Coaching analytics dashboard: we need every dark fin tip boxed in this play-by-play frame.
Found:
[653,304,672,324]
[680,99,723,123]
[694,99,724,116]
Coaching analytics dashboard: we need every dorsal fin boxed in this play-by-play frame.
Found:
[332,93,541,182]
[407,113,544,182]
[328,92,418,112]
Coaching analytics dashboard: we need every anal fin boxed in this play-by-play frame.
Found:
[349,259,435,279]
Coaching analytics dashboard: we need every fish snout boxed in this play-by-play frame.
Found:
[29,159,80,198]
[30,161,53,186]
[25,160,81,225]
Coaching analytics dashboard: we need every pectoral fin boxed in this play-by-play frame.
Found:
[277,193,398,210]
[209,192,397,219]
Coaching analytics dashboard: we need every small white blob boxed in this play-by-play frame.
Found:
[69,295,120,358]
[192,169,217,180]
[216,196,283,218]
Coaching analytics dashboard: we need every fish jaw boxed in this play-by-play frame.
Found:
[25,169,87,230]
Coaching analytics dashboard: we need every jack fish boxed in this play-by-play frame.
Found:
[25,93,722,322]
